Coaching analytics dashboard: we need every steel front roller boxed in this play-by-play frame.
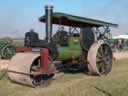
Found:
[8,53,53,87]
[87,41,112,75]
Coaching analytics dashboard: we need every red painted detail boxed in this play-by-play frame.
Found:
[31,68,55,76]
[31,47,55,75]
[31,70,42,76]
[40,48,49,73]
[16,47,32,52]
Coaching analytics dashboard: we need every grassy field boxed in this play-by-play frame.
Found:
[0,59,128,96]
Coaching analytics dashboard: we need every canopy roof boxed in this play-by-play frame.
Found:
[39,12,118,27]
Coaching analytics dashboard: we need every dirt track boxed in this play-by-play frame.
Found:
[113,51,128,60]
[0,60,9,70]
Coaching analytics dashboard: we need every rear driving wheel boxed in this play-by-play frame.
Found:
[87,41,112,75]
[96,44,112,75]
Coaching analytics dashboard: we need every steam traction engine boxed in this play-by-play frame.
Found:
[7,5,118,87]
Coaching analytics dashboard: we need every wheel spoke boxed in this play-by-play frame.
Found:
[104,47,108,56]
[97,62,103,69]
[96,58,102,63]
[105,53,112,62]
[100,64,105,73]
[97,52,103,59]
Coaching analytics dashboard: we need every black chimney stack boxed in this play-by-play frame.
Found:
[45,5,53,43]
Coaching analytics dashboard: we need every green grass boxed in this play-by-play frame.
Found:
[0,59,128,96]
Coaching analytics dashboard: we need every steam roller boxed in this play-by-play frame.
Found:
[7,5,118,87]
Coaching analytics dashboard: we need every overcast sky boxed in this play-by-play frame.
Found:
[0,0,128,38]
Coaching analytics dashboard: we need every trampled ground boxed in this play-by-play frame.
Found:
[0,58,128,96]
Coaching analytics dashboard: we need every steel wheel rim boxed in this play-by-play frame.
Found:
[96,44,112,75]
